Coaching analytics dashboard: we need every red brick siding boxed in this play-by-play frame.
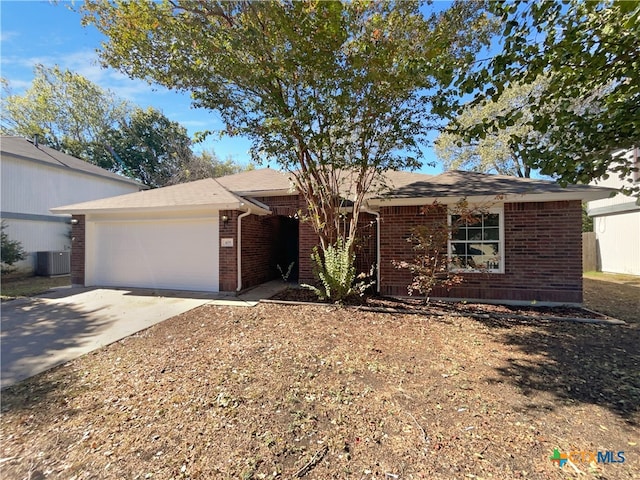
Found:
[379,205,446,295]
[298,219,317,284]
[295,206,378,285]
[254,195,318,285]
[70,214,85,285]
[240,214,278,289]
[218,210,238,291]
[353,213,378,280]
[217,195,305,291]
[253,195,378,285]
[253,195,300,217]
[379,201,583,304]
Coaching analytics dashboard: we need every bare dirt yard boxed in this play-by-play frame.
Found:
[1,277,638,479]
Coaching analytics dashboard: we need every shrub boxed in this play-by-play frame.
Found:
[393,219,463,304]
[302,238,372,303]
[1,221,26,274]
[393,200,492,304]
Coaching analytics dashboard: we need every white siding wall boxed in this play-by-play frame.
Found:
[594,211,640,276]
[1,157,140,273]
[1,220,71,272]
[588,148,640,277]
[1,157,138,215]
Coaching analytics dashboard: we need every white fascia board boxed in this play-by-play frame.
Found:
[50,201,246,216]
[53,201,272,217]
[367,190,614,208]
[243,197,273,215]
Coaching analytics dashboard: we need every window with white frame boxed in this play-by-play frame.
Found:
[449,207,504,273]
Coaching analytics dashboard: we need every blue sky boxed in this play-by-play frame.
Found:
[1,1,442,173]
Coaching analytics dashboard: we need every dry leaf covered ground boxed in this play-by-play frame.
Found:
[1,278,639,480]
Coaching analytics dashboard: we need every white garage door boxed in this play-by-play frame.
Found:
[86,217,219,292]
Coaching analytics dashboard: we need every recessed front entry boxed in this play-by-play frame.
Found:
[86,216,219,292]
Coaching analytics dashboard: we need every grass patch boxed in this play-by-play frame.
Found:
[584,271,640,286]
[1,275,71,301]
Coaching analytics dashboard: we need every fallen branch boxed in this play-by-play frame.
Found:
[566,458,586,476]
[406,411,429,444]
[295,445,328,478]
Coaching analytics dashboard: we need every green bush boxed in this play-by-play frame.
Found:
[302,238,372,303]
[1,221,26,274]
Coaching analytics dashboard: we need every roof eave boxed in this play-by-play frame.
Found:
[51,200,272,217]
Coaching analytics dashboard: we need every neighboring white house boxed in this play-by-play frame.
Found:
[587,147,640,276]
[0,136,144,274]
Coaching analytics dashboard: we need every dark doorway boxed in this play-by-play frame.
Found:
[273,216,299,282]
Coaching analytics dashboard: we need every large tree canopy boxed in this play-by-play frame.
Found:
[1,64,128,160]
[451,0,639,194]
[1,64,247,188]
[170,150,255,185]
[98,107,195,188]
[435,79,550,178]
[82,0,495,247]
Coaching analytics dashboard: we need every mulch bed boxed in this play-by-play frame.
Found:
[268,288,619,323]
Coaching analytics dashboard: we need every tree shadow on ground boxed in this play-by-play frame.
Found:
[1,294,113,405]
[478,315,640,423]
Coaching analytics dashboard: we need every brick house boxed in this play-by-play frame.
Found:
[52,168,613,305]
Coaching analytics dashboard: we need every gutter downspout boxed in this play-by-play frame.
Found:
[236,208,252,293]
[363,208,381,293]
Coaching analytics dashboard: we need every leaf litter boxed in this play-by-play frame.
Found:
[1,283,638,479]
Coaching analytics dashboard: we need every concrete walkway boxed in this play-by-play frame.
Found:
[0,280,286,388]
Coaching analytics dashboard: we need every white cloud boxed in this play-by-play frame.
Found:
[178,119,211,128]
[0,31,20,42]
[0,48,174,103]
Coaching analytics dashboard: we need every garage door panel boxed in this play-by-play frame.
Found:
[87,218,219,292]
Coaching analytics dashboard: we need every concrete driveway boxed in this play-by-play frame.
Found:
[0,287,212,389]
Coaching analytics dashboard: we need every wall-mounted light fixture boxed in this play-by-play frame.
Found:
[221,215,229,224]
[70,218,79,225]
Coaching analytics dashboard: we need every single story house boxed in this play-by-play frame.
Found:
[586,148,640,276]
[1,136,145,273]
[51,168,613,305]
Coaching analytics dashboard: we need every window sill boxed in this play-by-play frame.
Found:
[450,268,504,274]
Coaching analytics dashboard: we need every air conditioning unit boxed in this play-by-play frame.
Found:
[36,251,70,276]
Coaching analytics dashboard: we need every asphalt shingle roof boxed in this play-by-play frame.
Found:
[51,178,250,213]
[216,168,294,194]
[373,170,614,200]
[51,167,614,214]
[1,136,143,187]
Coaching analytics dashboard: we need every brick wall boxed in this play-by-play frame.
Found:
[296,206,378,285]
[234,196,302,290]
[379,204,445,295]
[253,195,319,285]
[240,214,278,289]
[253,195,300,217]
[218,210,238,291]
[379,201,583,304]
[251,195,378,285]
[70,214,85,285]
